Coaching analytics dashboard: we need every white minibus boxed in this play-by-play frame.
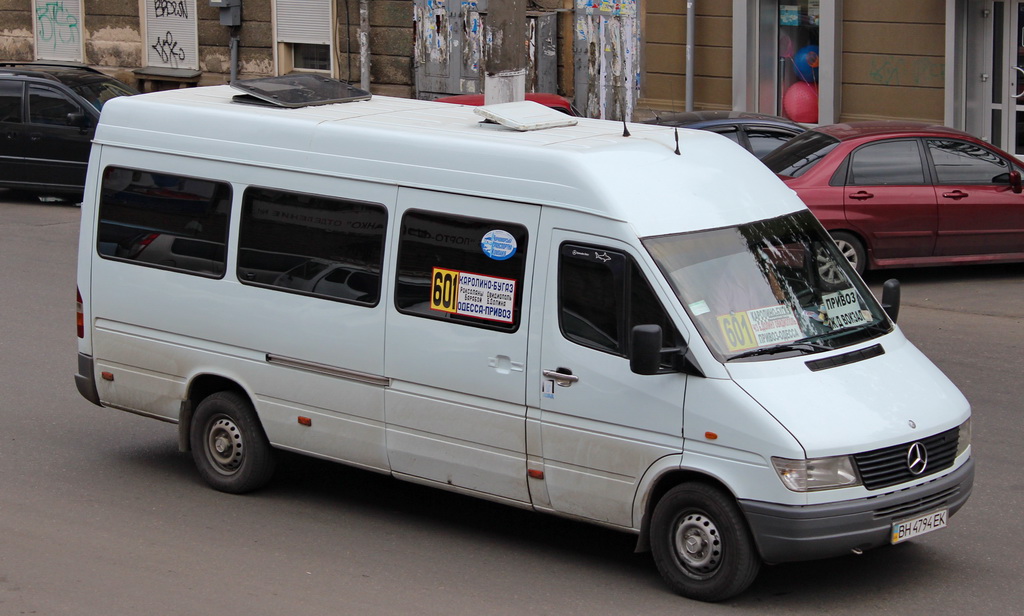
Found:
[75,75,973,602]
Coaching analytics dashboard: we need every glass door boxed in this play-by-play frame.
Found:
[985,1,1024,156]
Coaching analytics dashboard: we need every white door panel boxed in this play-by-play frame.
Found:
[535,224,687,528]
[384,188,539,502]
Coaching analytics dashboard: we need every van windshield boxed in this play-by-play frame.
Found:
[643,210,891,362]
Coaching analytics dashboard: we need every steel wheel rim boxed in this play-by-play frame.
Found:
[205,415,244,475]
[672,512,723,579]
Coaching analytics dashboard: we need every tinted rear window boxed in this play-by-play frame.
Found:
[763,131,840,177]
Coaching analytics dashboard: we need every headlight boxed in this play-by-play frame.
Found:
[957,417,972,458]
[772,456,862,492]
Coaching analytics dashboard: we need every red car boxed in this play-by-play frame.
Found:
[433,92,580,116]
[763,121,1024,277]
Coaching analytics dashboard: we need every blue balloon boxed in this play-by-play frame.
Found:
[793,45,819,83]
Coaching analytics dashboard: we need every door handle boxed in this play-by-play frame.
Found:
[542,368,579,387]
[1014,66,1024,98]
[942,190,968,200]
[849,190,874,200]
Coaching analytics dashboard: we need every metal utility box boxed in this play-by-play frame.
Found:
[209,0,242,27]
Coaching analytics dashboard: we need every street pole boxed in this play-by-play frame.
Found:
[484,0,526,105]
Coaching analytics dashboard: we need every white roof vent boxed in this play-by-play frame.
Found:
[473,100,579,131]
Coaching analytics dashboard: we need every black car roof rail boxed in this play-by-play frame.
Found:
[0,61,106,76]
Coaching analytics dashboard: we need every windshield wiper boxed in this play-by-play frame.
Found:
[799,321,892,345]
[727,340,831,361]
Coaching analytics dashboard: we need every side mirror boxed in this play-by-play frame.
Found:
[881,278,901,323]
[630,324,667,375]
[66,112,88,129]
[1011,170,1023,194]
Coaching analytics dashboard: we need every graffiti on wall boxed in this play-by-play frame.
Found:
[152,31,186,64]
[154,0,189,19]
[148,0,195,69]
[869,56,944,86]
[36,1,79,51]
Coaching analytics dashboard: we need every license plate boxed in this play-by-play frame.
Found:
[891,508,948,544]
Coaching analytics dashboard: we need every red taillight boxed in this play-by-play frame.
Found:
[76,287,84,338]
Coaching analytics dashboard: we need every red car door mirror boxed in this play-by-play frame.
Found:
[1010,170,1023,194]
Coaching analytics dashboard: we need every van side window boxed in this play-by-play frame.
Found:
[559,243,676,358]
[237,187,387,305]
[395,210,528,332]
[96,167,231,277]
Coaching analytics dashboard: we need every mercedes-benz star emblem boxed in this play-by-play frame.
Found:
[907,442,928,475]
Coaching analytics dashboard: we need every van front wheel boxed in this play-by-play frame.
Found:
[190,391,275,494]
[650,483,761,602]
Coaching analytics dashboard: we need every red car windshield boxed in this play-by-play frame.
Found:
[763,132,840,178]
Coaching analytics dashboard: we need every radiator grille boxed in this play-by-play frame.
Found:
[854,428,959,490]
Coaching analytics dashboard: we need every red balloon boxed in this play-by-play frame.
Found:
[783,82,818,123]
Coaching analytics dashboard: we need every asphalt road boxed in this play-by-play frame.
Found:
[1,195,1022,615]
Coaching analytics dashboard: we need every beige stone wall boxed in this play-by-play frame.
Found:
[80,0,140,85]
[337,0,414,98]
[196,0,273,84]
[0,0,412,94]
[641,0,733,114]
[840,0,946,122]
[1,1,947,121]
[0,3,34,61]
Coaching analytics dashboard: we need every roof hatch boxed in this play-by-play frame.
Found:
[230,74,371,108]
[473,101,578,131]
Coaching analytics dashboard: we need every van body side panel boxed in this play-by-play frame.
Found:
[680,376,806,506]
[533,219,687,528]
[383,189,539,503]
[87,151,396,471]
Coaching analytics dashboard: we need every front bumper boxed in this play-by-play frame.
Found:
[739,457,974,564]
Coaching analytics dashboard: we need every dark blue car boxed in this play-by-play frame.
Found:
[0,61,137,200]
[643,110,805,159]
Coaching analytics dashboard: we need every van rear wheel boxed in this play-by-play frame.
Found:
[190,391,275,494]
[650,483,761,602]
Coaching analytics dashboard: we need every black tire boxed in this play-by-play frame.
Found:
[650,483,761,602]
[190,391,275,494]
[828,231,867,277]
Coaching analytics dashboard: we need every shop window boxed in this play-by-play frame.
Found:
[777,2,820,123]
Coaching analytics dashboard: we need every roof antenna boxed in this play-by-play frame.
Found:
[622,119,631,137]
[674,127,681,155]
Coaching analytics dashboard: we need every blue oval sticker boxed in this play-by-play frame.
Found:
[481,230,517,261]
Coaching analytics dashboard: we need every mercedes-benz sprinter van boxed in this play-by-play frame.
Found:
[75,76,973,602]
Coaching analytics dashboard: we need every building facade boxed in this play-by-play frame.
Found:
[1,1,1020,153]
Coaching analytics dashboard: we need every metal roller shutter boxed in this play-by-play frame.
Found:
[144,0,199,70]
[34,0,83,62]
[277,0,332,45]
